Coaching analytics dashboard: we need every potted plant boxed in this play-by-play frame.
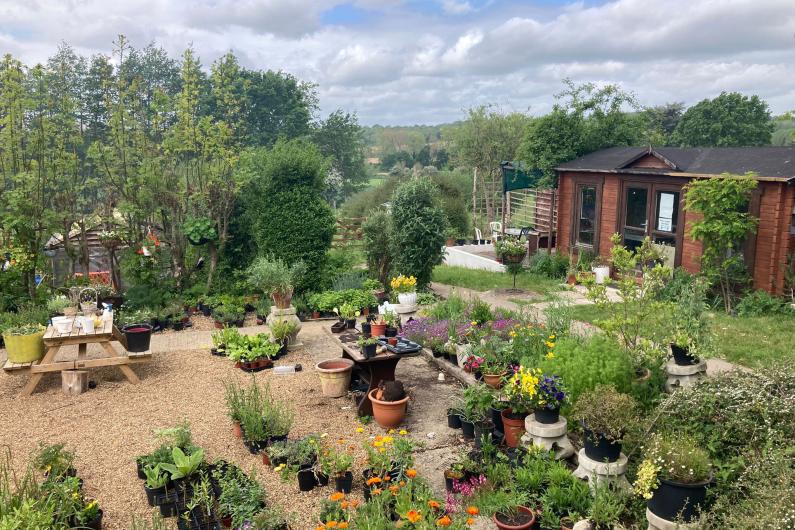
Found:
[357,336,378,358]
[143,464,170,506]
[179,473,217,530]
[2,324,46,364]
[572,385,637,463]
[495,237,527,264]
[447,407,463,429]
[635,433,712,523]
[328,447,354,493]
[46,295,73,317]
[591,256,611,284]
[501,366,541,447]
[223,381,245,438]
[247,257,306,310]
[316,358,355,397]
[533,374,566,424]
[475,337,509,388]
[390,274,417,306]
[369,380,409,429]
[338,303,359,329]
[270,319,298,354]
[459,384,492,440]
[370,314,388,337]
[383,311,399,337]
[73,498,103,530]
[586,481,629,530]
[669,279,711,366]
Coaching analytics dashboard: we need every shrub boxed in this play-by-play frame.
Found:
[528,251,569,279]
[735,289,789,316]
[362,208,393,287]
[390,178,447,288]
[536,335,634,405]
[571,385,638,442]
[246,140,335,293]
[634,433,711,500]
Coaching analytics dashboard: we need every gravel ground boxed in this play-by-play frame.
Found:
[0,321,466,529]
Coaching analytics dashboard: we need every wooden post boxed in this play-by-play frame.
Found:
[62,370,88,395]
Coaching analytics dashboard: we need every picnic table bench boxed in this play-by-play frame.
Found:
[323,325,418,417]
[3,317,151,397]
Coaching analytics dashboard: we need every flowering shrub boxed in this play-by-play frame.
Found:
[503,366,541,414]
[494,237,526,257]
[390,274,417,294]
[633,433,711,500]
[402,318,450,351]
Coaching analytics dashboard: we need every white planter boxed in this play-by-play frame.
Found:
[592,265,610,284]
[397,291,417,306]
[455,343,472,368]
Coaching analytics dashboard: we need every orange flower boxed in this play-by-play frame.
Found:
[389,485,399,493]
[406,510,422,523]
[366,477,382,486]
[329,492,345,502]
[372,488,383,496]
[466,518,475,525]
[340,501,349,509]
[383,474,392,481]
[326,522,338,529]
[428,500,441,509]
[338,524,349,529]
[399,480,406,487]
[466,506,479,516]
[406,469,417,478]
[350,500,361,508]
[436,515,452,526]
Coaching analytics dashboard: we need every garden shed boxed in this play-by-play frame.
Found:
[555,146,795,294]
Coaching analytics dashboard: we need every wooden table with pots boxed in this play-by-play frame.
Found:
[3,316,151,397]
[322,326,418,417]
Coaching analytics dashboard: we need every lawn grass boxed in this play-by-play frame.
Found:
[431,265,563,296]
[568,303,795,368]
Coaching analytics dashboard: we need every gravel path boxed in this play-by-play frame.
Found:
[0,321,466,529]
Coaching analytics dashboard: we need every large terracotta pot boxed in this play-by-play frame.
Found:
[315,358,355,398]
[482,372,505,389]
[501,409,528,448]
[370,323,387,337]
[369,388,409,429]
[493,506,536,530]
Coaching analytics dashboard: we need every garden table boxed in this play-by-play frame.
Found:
[322,326,418,417]
[3,316,151,397]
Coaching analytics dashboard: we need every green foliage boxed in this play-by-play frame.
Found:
[572,384,638,442]
[307,289,376,312]
[158,447,204,480]
[390,178,447,288]
[362,208,394,286]
[668,277,712,356]
[537,335,634,406]
[527,250,569,279]
[246,140,335,293]
[642,433,711,484]
[182,217,217,245]
[685,174,758,312]
[312,109,367,204]
[735,289,789,316]
[247,256,305,298]
[672,92,773,147]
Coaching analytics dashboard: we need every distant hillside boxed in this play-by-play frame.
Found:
[362,123,461,158]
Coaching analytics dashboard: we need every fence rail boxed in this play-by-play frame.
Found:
[332,217,366,248]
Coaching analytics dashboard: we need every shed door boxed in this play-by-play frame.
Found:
[621,182,683,267]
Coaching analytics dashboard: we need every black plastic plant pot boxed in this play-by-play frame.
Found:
[335,471,353,493]
[144,484,167,506]
[432,348,444,358]
[83,509,103,530]
[267,434,288,446]
[297,468,317,492]
[384,326,398,337]
[671,343,699,366]
[474,421,494,449]
[456,239,466,246]
[331,321,347,333]
[490,406,505,434]
[136,459,147,479]
[647,477,711,522]
[316,472,329,486]
[460,420,475,440]
[583,429,622,462]
[361,323,372,335]
[447,409,462,429]
[345,319,356,329]
[534,407,560,424]
[363,343,377,358]
[201,306,212,317]
[444,472,463,492]
[123,324,153,352]
[159,501,178,517]
[243,439,267,454]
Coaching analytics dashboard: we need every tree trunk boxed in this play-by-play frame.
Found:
[206,241,218,293]
[79,221,90,279]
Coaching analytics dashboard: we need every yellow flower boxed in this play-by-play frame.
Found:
[470,321,477,326]
[509,331,517,338]
[545,341,555,348]
[373,440,384,448]
[382,436,394,443]
[545,352,555,360]
[356,427,364,433]
[399,429,408,436]
[388,429,395,434]
[378,447,386,453]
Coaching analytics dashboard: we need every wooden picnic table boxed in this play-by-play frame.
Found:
[3,316,151,397]
[322,325,418,417]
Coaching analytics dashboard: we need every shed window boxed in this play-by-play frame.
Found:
[576,185,597,246]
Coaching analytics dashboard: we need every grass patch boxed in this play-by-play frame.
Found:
[568,304,795,368]
[431,265,563,296]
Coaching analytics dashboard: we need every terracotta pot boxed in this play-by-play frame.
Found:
[388,337,398,346]
[482,372,505,389]
[368,388,409,429]
[232,422,242,438]
[493,506,536,530]
[566,274,577,285]
[316,358,355,398]
[262,452,270,466]
[370,323,387,337]
[501,409,527,448]
[271,291,293,309]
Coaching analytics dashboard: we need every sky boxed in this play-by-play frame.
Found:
[0,0,793,125]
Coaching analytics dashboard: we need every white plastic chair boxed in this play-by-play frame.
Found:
[489,222,502,241]
[474,228,483,242]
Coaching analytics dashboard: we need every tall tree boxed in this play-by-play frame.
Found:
[672,92,773,147]
[312,109,366,206]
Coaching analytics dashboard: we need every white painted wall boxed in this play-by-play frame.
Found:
[443,246,506,272]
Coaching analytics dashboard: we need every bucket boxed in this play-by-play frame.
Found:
[123,324,153,352]
[3,329,46,363]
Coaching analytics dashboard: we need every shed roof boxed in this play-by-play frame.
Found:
[556,146,795,181]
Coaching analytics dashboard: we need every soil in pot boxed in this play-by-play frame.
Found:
[369,388,409,429]
[316,358,355,398]
[334,471,353,493]
[501,409,527,448]
[493,506,536,530]
[122,324,153,352]
[447,409,462,429]
[534,408,560,424]
[647,476,711,522]
[583,429,622,462]
[671,343,700,366]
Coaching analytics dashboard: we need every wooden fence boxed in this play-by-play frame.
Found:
[332,217,366,248]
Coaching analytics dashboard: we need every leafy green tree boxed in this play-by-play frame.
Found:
[641,102,684,145]
[390,178,447,288]
[362,209,393,287]
[245,140,335,292]
[242,69,316,147]
[672,92,773,147]
[685,173,759,312]
[312,109,367,205]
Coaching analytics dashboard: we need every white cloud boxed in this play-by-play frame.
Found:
[0,0,792,124]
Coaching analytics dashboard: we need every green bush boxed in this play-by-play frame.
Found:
[735,289,789,316]
[307,289,376,312]
[528,251,569,279]
[390,178,447,288]
[362,209,393,286]
[536,335,634,407]
[246,140,335,293]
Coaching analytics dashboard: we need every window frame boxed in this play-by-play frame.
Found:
[570,175,603,252]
